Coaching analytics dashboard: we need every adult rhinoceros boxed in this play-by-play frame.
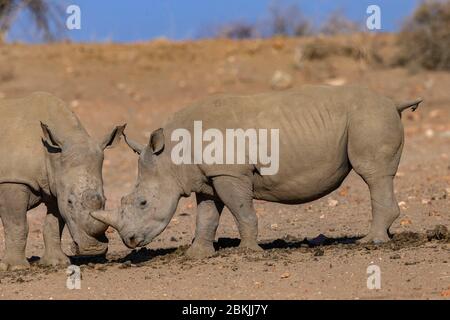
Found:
[92,85,422,259]
[0,92,124,270]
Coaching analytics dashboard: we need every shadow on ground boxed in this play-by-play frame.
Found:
[21,226,447,269]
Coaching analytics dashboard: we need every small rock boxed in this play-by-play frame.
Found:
[94,264,106,271]
[70,100,79,108]
[426,225,448,241]
[400,218,412,226]
[119,261,132,269]
[390,254,401,259]
[398,201,407,210]
[314,248,324,256]
[270,223,279,230]
[440,287,450,297]
[424,129,435,138]
[325,78,347,86]
[280,272,290,279]
[271,70,292,90]
[170,236,178,242]
[328,198,339,207]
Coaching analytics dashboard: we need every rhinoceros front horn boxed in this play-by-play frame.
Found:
[90,210,120,230]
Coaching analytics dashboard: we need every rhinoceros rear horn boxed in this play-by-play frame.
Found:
[90,210,120,230]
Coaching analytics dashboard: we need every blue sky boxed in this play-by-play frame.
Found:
[7,0,421,43]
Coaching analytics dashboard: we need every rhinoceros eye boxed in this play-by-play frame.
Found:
[139,200,147,208]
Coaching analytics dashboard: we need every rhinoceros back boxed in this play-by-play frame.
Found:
[0,92,85,192]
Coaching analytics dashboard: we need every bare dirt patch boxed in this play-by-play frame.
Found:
[0,35,449,299]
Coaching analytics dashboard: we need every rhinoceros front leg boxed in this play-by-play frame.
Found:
[0,184,30,271]
[39,199,70,267]
[212,175,262,252]
[185,193,224,259]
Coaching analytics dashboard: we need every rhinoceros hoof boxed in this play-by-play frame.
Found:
[39,253,71,267]
[185,243,216,259]
[357,232,390,245]
[0,258,30,271]
[238,240,263,252]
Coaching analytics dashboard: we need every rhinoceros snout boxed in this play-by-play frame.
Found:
[122,234,145,249]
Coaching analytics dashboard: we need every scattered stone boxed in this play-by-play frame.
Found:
[119,261,132,269]
[398,201,407,210]
[280,272,291,279]
[325,78,347,86]
[425,129,435,138]
[400,218,412,226]
[390,254,401,259]
[271,70,292,90]
[426,225,448,241]
[70,100,79,108]
[94,264,106,271]
[314,248,325,256]
[170,236,178,242]
[327,198,339,207]
[441,287,450,297]
[270,223,279,230]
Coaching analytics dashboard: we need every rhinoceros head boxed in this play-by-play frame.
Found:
[91,128,183,249]
[41,122,125,255]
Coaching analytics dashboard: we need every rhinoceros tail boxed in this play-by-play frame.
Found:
[396,98,423,113]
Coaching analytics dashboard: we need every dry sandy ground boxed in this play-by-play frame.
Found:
[0,35,449,299]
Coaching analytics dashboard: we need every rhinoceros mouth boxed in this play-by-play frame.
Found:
[122,234,146,249]
[71,233,109,256]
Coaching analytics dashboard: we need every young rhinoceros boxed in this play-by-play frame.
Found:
[0,92,124,270]
[92,85,422,259]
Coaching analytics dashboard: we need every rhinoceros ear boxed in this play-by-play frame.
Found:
[100,124,126,150]
[40,122,63,151]
[149,128,165,155]
[123,132,145,155]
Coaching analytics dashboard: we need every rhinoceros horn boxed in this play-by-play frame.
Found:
[90,210,120,230]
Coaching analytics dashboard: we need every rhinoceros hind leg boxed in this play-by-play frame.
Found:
[212,176,262,252]
[186,193,224,259]
[39,200,70,267]
[348,109,403,244]
[0,183,30,271]
[356,176,399,244]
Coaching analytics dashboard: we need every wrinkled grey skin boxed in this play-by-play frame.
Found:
[0,92,124,270]
[92,85,422,259]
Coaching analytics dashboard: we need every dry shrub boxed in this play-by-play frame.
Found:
[320,10,362,36]
[397,0,450,70]
[217,21,257,39]
[301,37,374,62]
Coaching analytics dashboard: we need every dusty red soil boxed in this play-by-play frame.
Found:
[0,34,449,299]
